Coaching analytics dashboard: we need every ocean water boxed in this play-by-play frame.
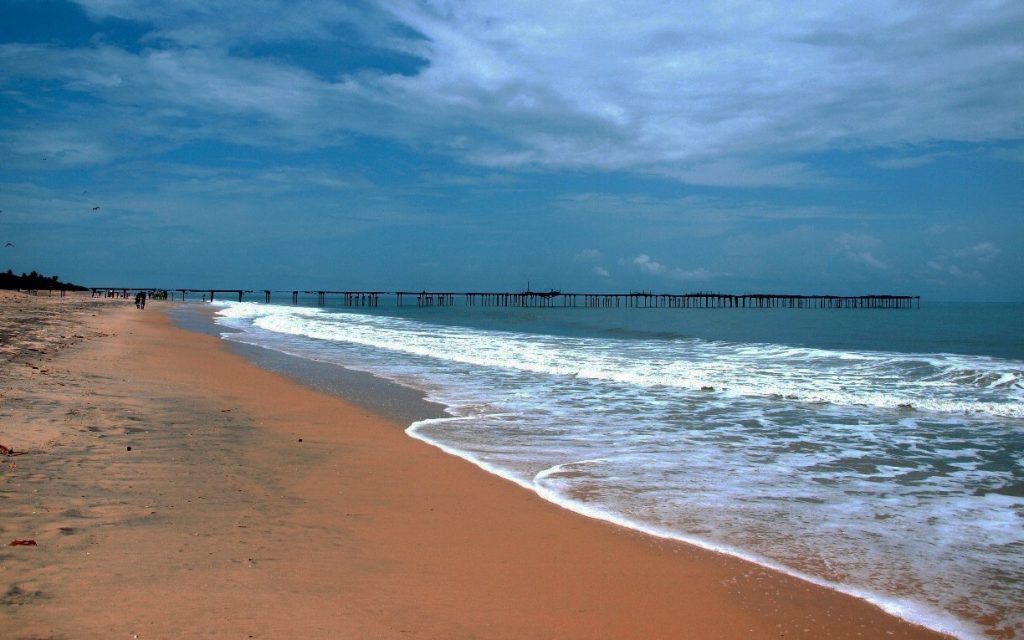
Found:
[205,298,1023,639]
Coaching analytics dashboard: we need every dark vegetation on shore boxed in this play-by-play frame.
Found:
[1,269,88,291]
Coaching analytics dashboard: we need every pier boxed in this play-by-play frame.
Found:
[100,288,919,309]
[463,291,920,309]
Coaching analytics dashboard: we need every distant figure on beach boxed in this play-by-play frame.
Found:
[135,291,146,309]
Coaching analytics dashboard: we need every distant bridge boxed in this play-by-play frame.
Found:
[90,288,920,309]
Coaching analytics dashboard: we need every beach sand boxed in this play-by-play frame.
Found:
[0,291,950,639]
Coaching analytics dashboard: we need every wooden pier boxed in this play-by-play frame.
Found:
[305,290,920,310]
[92,288,920,309]
[176,289,252,302]
[14,287,71,297]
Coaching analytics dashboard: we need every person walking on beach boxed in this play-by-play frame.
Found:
[134,292,142,309]
[139,291,146,310]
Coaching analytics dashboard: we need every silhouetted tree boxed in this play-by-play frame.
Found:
[0,270,87,291]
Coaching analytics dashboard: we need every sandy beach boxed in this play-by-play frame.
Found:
[0,291,950,639]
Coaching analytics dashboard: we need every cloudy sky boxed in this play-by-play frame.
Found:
[1,0,1021,299]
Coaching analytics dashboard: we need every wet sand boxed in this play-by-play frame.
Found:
[0,291,950,639]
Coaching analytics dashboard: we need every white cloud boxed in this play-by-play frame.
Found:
[373,1,1024,181]
[835,233,886,269]
[670,267,718,281]
[576,249,610,277]
[4,0,1021,183]
[558,192,855,222]
[574,249,604,262]
[631,253,667,275]
[623,254,722,281]
[846,250,887,270]
[71,0,377,49]
[928,260,982,282]
[955,242,1000,263]
[0,43,361,157]
[662,159,835,188]
[872,151,954,169]
[926,242,1000,284]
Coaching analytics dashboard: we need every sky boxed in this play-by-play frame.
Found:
[1,0,1022,299]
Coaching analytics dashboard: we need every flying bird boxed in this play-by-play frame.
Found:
[4,242,13,247]
[92,206,101,210]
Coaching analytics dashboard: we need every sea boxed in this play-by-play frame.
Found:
[181,297,1023,639]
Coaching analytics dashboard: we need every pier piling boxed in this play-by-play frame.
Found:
[92,287,921,311]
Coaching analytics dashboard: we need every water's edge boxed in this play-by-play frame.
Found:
[404,419,973,640]
[167,301,974,640]
[168,303,448,426]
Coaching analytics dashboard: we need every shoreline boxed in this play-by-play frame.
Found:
[168,302,450,427]
[1,292,953,638]
[403,418,974,639]
[196,298,987,638]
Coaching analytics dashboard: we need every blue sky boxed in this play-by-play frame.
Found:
[1,0,1021,299]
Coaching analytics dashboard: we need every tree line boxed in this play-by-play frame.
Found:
[0,269,88,291]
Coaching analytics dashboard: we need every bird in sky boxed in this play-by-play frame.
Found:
[92,206,101,210]
[4,242,13,247]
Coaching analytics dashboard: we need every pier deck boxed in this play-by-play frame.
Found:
[93,288,919,309]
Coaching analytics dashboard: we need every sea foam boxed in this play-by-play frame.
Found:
[211,300,1024,638]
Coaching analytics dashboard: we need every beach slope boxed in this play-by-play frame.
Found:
[0,293,949,639]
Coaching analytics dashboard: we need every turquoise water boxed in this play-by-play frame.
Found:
[338,300,1022,360]
[205,298,1023,639]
